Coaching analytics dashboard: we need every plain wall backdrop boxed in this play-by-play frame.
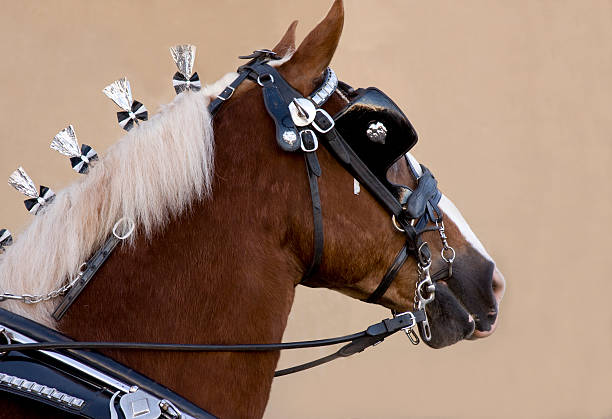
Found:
[1,1,611,418]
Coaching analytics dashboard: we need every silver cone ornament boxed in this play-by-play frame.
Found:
[103,78,148,131]
[51,125,98,174]
[8,167,56,215]
[170,44,201,94]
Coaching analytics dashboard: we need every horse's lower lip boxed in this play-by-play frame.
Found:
[435,280,477,340]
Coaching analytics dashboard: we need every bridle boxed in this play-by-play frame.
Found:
[0,49,455,376]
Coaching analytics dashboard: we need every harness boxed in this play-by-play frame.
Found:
[0,50,455,418]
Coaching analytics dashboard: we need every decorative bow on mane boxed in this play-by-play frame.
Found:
[8,167,56,215]
[172,72,201,94]
[103,78,148,131]
[170,44,201,94]
[50,125,98,174]
[116,101,148,131]
[0,229,12,252]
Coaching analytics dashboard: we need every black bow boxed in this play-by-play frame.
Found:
[23,186,56,215]
[0,229,12,252]
[117,101,148,131]
[173,72,202,94]
[69,144,98,174]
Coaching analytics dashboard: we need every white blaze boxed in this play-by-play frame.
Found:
[404,152,491,261]
[438,195,492,261]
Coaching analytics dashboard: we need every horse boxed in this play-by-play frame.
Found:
[0,1,505,417]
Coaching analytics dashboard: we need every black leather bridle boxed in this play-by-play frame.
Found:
[1,50,454,376]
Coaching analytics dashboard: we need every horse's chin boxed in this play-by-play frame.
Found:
[420,282,476,349]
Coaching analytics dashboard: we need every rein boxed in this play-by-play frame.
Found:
[1,50,454,378]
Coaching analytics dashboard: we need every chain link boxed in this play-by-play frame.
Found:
[0,264,87,304]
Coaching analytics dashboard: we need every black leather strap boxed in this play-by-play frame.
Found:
[301,152,324,283]
[365,242,409,304]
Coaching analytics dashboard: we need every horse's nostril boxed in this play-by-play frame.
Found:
[486,309,497,324]
[492,268,505,304]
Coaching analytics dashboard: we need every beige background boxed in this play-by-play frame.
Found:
[1,1,611,418]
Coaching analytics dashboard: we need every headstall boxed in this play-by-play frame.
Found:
[0,49,455,418]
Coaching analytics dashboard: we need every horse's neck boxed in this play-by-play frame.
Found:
[58,103,303,417]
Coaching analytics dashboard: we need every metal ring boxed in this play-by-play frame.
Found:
[257,74,274,86]
[112,217,135,240]
[391,215,405,232]
[391,215,415,233]
[441,246,456,263]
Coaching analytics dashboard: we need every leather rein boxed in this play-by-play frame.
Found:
[0,50,454,377]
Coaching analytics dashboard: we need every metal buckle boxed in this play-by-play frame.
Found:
[312,109,335,133]
[257,74,274,87]
[300,130,319,152]
[216,86,235,101]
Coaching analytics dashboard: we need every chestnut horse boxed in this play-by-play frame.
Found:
[0,1,505,417]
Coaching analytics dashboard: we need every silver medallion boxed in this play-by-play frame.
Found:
[366,121,387,144]
[282,130,297,145]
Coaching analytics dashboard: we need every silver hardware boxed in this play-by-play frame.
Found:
[216,85,235,101]
[1,217,133,306]
[0,372,85,409]
[282,130,297,146]
[353,178,360,195]
[110,391,121,419]
[414,259,434,342]
[160,399,184,418]
[1,324,133,394]
[2,324,197,418]
[0,263,87,305]
[366,121,387,144]
[256,74,274,86]
[390,214,415,233]
[309,68,338,106]
[113,217,135,240]
[289,98,316,127]
[405,327,420,345]
[119,389,162,419]
[300,129,319,152]
[435,220,455,277]
[311,109,335,133]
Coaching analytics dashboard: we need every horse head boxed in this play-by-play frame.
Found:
[243,0,506,348]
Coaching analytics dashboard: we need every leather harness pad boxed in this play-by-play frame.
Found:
[405,166,441,220]
[247,64,303,152]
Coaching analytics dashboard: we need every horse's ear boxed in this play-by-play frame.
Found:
[273,20,298,57]
[279,0,344,95]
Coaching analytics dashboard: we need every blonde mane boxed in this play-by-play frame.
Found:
[0,73,238,327]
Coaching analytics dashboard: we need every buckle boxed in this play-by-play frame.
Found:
[238,49,279,61]
[300,129,319,152]
[312,109,335,133]
[216,86,235,101]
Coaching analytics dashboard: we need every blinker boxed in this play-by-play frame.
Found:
[334,87,418,204]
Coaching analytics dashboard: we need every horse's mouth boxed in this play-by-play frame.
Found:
[420,280,484,348]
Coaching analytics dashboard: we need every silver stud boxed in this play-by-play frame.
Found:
[366,121,388,144]
[282,130,297,145]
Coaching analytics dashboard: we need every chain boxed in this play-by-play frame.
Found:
[0,264,87,304]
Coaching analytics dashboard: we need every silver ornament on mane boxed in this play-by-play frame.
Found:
[170,44,196,79]
[103,78,133,111]
[8,167,38,198]
[8,167,56,215]
[51,125,81,157]
[51,125,98,174]
[170,44,202,94]
[103,78,148,131]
